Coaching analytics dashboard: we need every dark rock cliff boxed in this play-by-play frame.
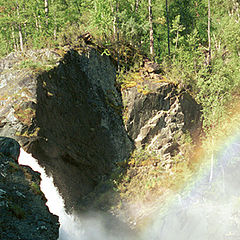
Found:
[0,137,59,240]
[0,48,132,211]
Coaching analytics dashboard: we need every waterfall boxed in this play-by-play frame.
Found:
[18,149,133,240]
[18,137,240,240]
[18,149,83,240]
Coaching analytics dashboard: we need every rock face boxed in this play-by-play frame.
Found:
[0,46,202,216]
[0,48,132,210]
[0,137,59,240]
[123,80,202,159]
[0,136,20,161]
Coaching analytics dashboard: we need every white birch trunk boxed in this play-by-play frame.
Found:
[45,0,49,26]
[148,0,154,58]
[16,3,24,51]
[207,0,211,66]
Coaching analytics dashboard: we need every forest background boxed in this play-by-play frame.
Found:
[0,0,240,138]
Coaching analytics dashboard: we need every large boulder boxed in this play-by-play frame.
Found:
[0,137,59,240]
[0,136,20,161]
[123,79,202,159]
[0,48,132,210]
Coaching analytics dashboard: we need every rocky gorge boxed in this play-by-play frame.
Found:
[0,45,202,237]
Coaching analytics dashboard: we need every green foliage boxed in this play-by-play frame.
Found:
[171,15,186,49]
[158,0,240,132]
[165,28,206,90]
[193,0,240,129]
[19,60,43,70]
[0,0,239,135]
[128,147,159,167]
[112,146,195,208]
[30,182,42,195]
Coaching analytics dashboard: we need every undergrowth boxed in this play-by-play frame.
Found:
[111,144,197,216]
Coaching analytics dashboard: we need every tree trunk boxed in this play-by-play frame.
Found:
[51,0,57,40]
[175,30,179,49]
[116,0,120,73]
[45,0,49,26]
[16,3,24,51]
[34,13,39,30]
[135,0,140,12]
[111,1,117,40]
[11,26,17,50]
[207,0,211,67]
[166,0,170,57]
[18,25,24,51]
[148,0,154,59]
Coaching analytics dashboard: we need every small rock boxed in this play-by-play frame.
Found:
[0,200,6,207]
[16,190,26,198]
[144,61,160,73]
[0,189,7,198]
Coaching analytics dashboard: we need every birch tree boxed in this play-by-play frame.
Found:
[207,0,211,67]
[44,0,49,26]
[166,0,170,56]
[16,2,24,51]
[148,0,154,58]
[135,0,140,12]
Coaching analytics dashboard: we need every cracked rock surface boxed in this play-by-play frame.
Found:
[123,80,202,159]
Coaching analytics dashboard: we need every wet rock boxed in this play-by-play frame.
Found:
[0,136,20,161]
[0,137,59,240]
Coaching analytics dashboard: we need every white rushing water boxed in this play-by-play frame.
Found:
[18,149,133,240]
[18,149,84,240]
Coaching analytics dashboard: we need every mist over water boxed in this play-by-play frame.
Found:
[143,135,240,240]
[18,136,240,240]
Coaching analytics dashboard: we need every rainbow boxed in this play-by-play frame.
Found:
[142,116,240,239]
